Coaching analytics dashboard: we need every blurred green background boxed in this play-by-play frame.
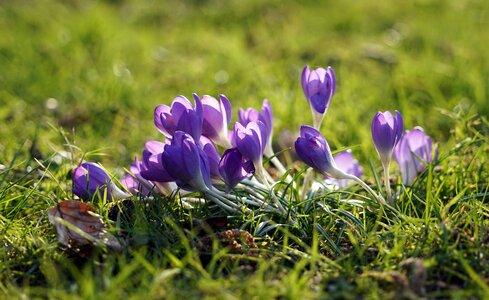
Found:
[1,0,488,169]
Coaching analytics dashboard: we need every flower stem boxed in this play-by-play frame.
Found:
[382,160,392,203]
[268,155,294,183]
[255,164,271,189]
[207,188,245,213]
[344,173,387,206]
[269,182,288,215]
[301,167,314,200]
[218,186,284,214]
[240,178,268,192]
[270,156,287,175]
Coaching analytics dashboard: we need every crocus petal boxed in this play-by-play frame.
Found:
[201,94,232,147]
[171,96,193,121]
[145,140,165,154]
[394,111,404,143]
[233,121,264,162]
[161,131,211,191]
[394,126,437,185]
[121,174,139,195]
[200,136,221,178]
[328,67,336,95]
[219,148,254,189]
[301,66,311,97]
[73,162,128,201]
[153,95,203,141]
[371,110,404,165]
[301,66,336,129]
[154,105,173,137]
[140,141,174,182]
[238,108,259,126]
[259,100,274,156]
[327,150,363,188]
[220,94,232,125]
[307,69,328,113]
[238,100,274,156]
[259,100,273,136]
[202,95,224,139]
[295,126,343,177]
[121,157,154,195]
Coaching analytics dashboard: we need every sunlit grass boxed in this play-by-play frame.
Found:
[1,0,489,298]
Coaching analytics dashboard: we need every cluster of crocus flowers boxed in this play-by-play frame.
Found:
[370,113,437,200]
[73,93,288,214]
[72,65,437,215]
[296,66,437,206]
[149,94,286,212]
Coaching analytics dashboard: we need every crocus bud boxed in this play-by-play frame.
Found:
[371,110,403,166]
[201,94,232,148]
[394,127,437,185]
[73,162,128,201]
[233,121,266,164]
[162,131,212,192]
[327,150,363,188]
[154,94,203,141]
[139,141,174,183]
[301,66,336,129]
[238,100,274,157]
[259,100,274,157]
[238,107,259,125]
[219,148,255,190]
[294,126,349,179]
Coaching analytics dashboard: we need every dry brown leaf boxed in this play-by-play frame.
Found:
[48,200,121,254]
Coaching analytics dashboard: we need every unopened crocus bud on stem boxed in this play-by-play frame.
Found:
[295,126,386,205]
[301,66,336,130]
[371,110,403,202]
[73,162,129,201]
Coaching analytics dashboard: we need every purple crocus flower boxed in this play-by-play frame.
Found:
[295,126,353,179]
[73,162,128,200]
[394,127,437,185]
[201,94,232,148]
[121,157,153,196]
[371,110,404,166]
[162,131,212,192]
[296,126,387,205]
[232,120,271,184]
[219,148,255,190]
[233,121,266,164]
[301,66,336,129]
[154,94,203,141]
[238,100,274,157]
[199,136,221,179]
[327,150,363,188]
[139,140,174,183]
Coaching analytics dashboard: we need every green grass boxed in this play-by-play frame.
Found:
[1,0,489,298]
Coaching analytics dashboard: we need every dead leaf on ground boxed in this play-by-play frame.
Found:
[48,200,121,255]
